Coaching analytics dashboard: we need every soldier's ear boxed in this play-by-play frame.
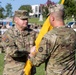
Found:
[14,17,18,23]
[51,16,54,21]
[49,15,54,22]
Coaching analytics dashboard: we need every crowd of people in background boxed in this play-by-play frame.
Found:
[0,21,42,35]
[0,22,11,29]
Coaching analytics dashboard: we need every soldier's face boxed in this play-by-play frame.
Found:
[15,17,28,30]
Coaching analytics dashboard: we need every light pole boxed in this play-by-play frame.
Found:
[72,15,75,22]
[39,5,43,21]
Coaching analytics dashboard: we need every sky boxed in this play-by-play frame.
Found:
[0,0,59,12]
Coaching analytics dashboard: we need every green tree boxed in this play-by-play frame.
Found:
[64,0,76,20]
[40,0,55,18]
[19,5,32,16]
[0,7,5,18]
[5,3,12,17]
[59,0,62,3]
[42,6,49,18]
[0,1,5,18]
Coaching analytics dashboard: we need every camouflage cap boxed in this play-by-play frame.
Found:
[48,4,64,15]
[14,10,28,19]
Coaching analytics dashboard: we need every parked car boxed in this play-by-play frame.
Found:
[66,21,76,31]
[67,21,76,28]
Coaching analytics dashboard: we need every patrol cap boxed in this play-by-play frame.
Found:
[48,4,64,15]
[14,10,28,19]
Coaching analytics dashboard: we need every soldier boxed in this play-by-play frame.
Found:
[29,4,76,75]
[1,10,36,75]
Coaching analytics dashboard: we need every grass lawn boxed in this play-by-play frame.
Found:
[0,53,45,75]
[0,53,4,75]
[35,64,45,75]
[29,17,73,25]
[29,17,46,25]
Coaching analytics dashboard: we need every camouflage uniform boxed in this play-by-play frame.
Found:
[30,4,76,75]
[30,26,76,75]
[1,10,37,75]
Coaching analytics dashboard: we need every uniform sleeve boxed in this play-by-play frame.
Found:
[30,37,51,66]
[1,32,28,58]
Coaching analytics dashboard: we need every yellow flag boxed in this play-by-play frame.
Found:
[35,16,53,50]
[24,0,65,74]
[24,16,53,75]
[24,60,33,75]
[61,0,65,4]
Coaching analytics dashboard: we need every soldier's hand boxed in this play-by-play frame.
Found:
[29,46,36,57]
[30,46,36,53]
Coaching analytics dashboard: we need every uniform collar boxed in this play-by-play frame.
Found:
[14,25,29,36]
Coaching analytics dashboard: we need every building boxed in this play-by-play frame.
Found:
[29,5,41,17]
[29,0,55,17]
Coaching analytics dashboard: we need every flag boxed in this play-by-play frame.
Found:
[61,0,65,4]
[35,16,53,50]
[24,0,65,74]
[24,16,53,75]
